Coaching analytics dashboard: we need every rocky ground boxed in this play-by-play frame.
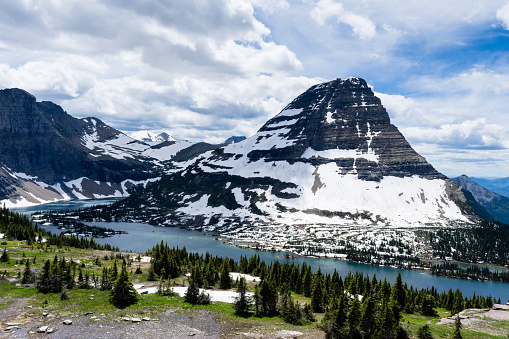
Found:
[0,297,323,339]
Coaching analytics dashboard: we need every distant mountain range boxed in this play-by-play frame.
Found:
[451,175,509,224]
[469,177,509,199]
[0,88,222,207]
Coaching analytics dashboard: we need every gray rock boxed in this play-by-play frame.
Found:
[37,326,48,333]
[5,326,20,331]
[63,319,72,325]
[142,317,151,321]
[131,318,141,323]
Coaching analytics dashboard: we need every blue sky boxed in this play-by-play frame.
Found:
[0,0,509,178]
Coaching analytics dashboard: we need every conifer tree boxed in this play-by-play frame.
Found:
[219,258,231,289]
[22,259,33,284]
[452,315,462,339]
[185,276,200,304]
[360,296,375,337]
[311,268,325,313]
[417,324,434,339]
[347,296,361,338]
[110,263,138,307]
[37,260,51,293]
[233,277,251,314]
[0,247,9,263]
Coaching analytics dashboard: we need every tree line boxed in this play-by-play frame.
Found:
[1,205,119,251]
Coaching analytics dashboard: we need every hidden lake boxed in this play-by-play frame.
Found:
[12,198,509,302]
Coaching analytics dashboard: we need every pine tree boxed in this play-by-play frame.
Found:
[233,277,251,314]
[347,296,361,338]
[37,260,51,293]
[259,279,278,315]
[253,284,261,316]
[110,263,138,307]
[147,265,156,281]
[417,324,434,339]
[219,258,231,289]
[22,260,33,284]
[360,296,375,337]
[0,247,9,263]
[311,268,325,313]
[185,276,200,304]
[452,315,462,339]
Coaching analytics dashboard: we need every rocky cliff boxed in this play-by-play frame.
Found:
[0,88,208,207]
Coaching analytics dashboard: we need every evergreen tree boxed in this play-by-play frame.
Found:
[360,296,376,337]
[452,315,462,339]
[347,296,361,338]
[259,279,278,315]
[233,277,251,314]
[22,260,33,284]
[37,260,52,293]
[311,268,325,313]
[109,263,138,307]
[147,265,156,281]
[219,258,231,289]
[185,276,200,304]
[253,284,261,316]
[417,324,434,339]
[0,247,9,262]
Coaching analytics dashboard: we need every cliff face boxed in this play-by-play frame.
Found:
[248,78,443,180]
[114,78,476,229]
[0,88,155,186]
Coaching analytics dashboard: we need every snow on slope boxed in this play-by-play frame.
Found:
[147,78,471,228]
[127,130,176,144]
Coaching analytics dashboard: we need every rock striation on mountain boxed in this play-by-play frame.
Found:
[0,89,207,206]
[113,78,478,229]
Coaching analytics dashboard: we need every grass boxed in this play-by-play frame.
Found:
[1,239,509,338]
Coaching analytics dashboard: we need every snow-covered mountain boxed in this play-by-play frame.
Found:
[0,88,213,207]
[115,78,479,229]
[127,130,176,144]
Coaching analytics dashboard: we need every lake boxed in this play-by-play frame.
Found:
[13,198,509,302]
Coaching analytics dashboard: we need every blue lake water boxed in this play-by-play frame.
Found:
[13,199,509,302]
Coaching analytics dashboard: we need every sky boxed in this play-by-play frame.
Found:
[0,1,509,178]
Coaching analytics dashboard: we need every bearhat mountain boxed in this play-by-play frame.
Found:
[114,77,480,229]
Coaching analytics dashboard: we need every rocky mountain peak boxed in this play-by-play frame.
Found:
[247,77,443,180]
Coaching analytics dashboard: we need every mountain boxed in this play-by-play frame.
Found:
[470,177,509,199]
[127,130,175,144]
[224,136,247,144]
[0,89,211,207]
[114,78,479,229]
[451,175,509,224]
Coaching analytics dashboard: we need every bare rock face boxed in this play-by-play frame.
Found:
[250,77,443,181]
[0,88,160,202]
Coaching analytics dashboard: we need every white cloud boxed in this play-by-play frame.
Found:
[311,0,376,40]
[497,2,509,29]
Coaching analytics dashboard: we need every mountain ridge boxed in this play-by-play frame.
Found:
[451,174,509,224]
[0,88,213,207]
